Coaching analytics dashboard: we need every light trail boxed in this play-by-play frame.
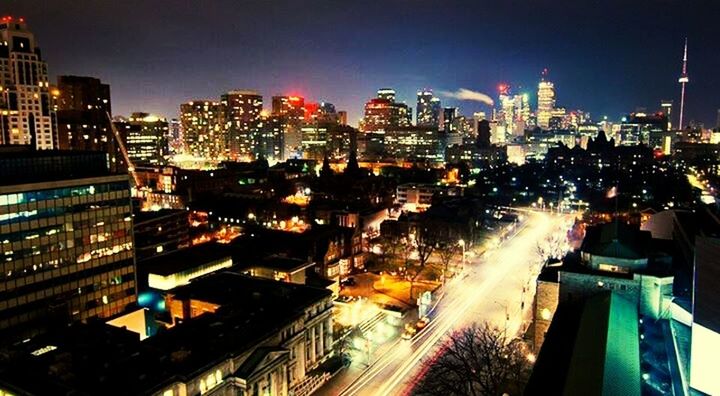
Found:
[333,211,572,396]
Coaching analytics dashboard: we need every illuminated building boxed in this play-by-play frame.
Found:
[55,75,123,171]
[221,90,262,159]
[272,95,305,159]
[338,110,348,125]
[272,95,305,121]
[660,100,673,131]
[619,112,667,147]
[0,148,135,340]
[377,88,396,101]
[301,123,329,160]
[133,209,190,263]
[261,114,286,161]
[315,101,339,124]
[113,112,169,165]
[416,89,441,128]
[167,118,182,154]
[0,272,334,396]
[0,17,57,149]
[360,89,411,133]
[537,71,556,129]
[180,100,226,159]
[383,126,444,162]
[442,107,457,133]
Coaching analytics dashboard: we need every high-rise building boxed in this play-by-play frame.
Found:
[221,90,263,159]
[537,71,556,129]
[338,111,348,126]
[660,100,673,131]
[0,148,135,340]
[114,112,168,165]
[167,118,182,155]
[416,90,441,128]
[180,100,226,159]
[315,102,339,124]
[0,17,57,149]
[55,76,122,171]
[442,107,457,133]
[715,109,720,130]
[477,119,491,148]
[261,114,287,161]
[360,89,411,133]
[271,96,305,160]
[377,88,396,102]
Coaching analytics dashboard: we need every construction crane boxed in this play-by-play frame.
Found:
[106,112,141,186]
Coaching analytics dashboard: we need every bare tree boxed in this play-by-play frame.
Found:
[413,323,531,396]
[378,233,402,270]
[435,240,457,284]
[408,223,437,300]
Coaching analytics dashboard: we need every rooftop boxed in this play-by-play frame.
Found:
[526,292,641,395]
[0,272,331,395]
[0,147,113,186]
[141,243,232,277]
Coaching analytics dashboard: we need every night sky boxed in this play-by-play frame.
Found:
[4,0,719,126]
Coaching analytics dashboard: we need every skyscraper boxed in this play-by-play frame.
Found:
[221,90,263,159]
[55,76,122,170]
[377,88,396,102]
[660,100,673,131]
[0,17,57,149]
[360,89,411,133]
[537,70,556,129]
[442,107,457,133]
[271,95,305,160]
[0,148,135,340]
[416,90,441,128]
[180,100,226,159]
[113,112,169,165]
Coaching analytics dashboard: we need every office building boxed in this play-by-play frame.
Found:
[0,148,135,341]
[222,90,263,159]
[167,118,182,155]
[0,17,57,149]
[114,112,168,165]
[416,90,441,128]
[180,100,226,159]
[537,76,556,129]
[377,88,396,102]
[360,89,411,132]
[55,75,123,171]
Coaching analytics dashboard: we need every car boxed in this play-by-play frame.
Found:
[340,277,356,287]
[415,317,430,330]
[401,324,417,341]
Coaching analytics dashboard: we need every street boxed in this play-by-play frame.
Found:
[319,210,572,396]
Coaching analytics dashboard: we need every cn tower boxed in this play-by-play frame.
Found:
[677,38,689,130]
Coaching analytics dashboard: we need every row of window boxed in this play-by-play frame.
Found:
[0,182,128,206]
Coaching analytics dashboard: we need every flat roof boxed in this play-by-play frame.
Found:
[142,243,232,277]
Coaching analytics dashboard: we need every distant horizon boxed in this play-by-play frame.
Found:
[4,0,719,126]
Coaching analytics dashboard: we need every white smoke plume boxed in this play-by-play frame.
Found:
[439,88,494,106]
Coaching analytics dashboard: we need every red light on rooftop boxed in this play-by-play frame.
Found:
[497,83,509,95]
[18,17,24,23]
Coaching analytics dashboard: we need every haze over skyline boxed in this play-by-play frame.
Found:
[4,0,719,126]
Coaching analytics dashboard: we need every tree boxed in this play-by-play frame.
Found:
[435,240,457,284]
[407,222,437,301]
[413,323,531,396]
[378,233,402,270]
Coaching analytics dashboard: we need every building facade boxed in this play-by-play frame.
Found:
[180,100,226,159]
[0,149,136,341]
[114,112,168,165]
[537,79,556,129]
[416,90,441,129]
[0,17,57,149]
[222,90,263,159]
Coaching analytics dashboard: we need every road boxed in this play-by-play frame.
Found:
[326,211,572,396]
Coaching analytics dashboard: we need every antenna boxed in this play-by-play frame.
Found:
[677,38,689,130]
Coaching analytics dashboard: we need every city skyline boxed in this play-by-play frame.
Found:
[2,0,719,126]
